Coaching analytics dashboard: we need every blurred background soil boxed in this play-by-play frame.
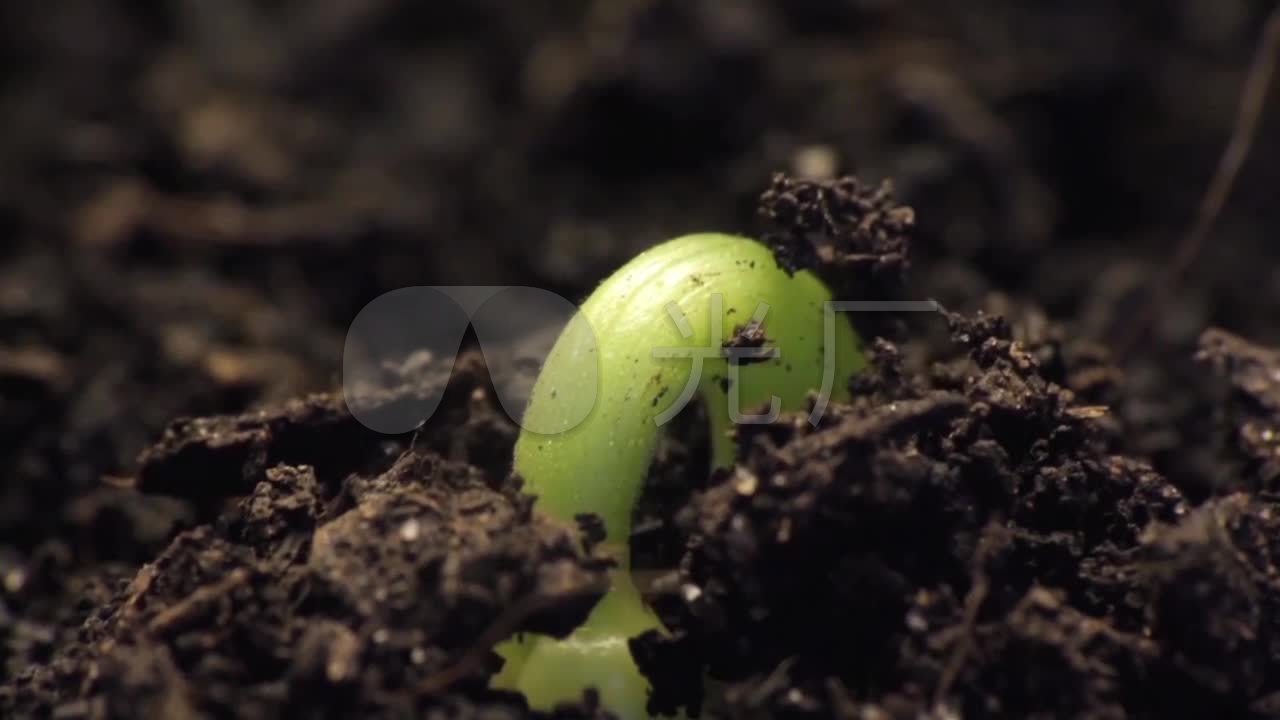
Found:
[2,1,1280,717]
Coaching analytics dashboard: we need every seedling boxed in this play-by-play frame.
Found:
[494,233,864,717]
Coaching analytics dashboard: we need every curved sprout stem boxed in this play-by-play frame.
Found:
[495,233,865,718]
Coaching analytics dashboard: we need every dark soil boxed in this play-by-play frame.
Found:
[4,1,1280,718]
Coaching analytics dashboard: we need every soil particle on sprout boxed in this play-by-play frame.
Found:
[723,319,773,366]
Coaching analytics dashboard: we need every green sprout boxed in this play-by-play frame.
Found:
[493,233,864,718]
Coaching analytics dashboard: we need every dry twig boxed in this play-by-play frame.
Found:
[1122,6,1280,356]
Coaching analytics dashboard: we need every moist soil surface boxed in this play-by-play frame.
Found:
[5,1,1280,718]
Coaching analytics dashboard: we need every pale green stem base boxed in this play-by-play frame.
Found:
[495,565,659,719]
